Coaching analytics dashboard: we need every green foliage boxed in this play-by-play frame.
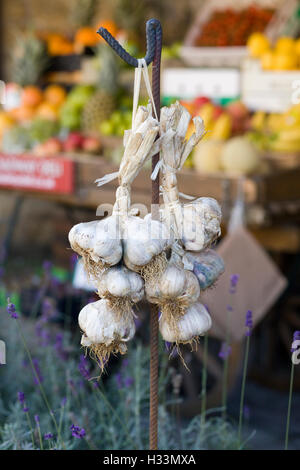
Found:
[0,308,245,450]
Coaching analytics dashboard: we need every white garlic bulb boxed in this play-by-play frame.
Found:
[98,265,144,303]
[123,214,171,272]
[79,299,135,366]
[146,264,200,306]
[159,302,211,343]
[184,249,224,290]
[68,217,123,277]
[181,197,222,251]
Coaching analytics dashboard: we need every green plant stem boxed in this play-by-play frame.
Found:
[36,423,43,450]
[285,362,295,450]
[25,411,35,449]
[222,303,233,419]
[201,334,208,427]
[93,384,137,450]
[15,321,66,449]
[238,335,250,447]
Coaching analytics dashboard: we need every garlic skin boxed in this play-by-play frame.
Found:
[184,249,225,290]
[159,302,212,343]
[98,265,144,303]
[79,299,135,347]
[123,215,171,270]
[146,264,200,305]
[68,217,123,268]
[181,197,222,251]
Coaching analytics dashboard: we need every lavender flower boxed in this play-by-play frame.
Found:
[18,392,25,404]
[124,377,134,388]
[32,358,44,385]
[78,354,91,380]
[218,342,231,360]
[70,424,86,439]
[44,433,54,440]
[61,397,67,407]
[7,301,18,319]
[245,310,253,337]
[34,415,40,425]
[291,331,300,352]
[229,274,239,294]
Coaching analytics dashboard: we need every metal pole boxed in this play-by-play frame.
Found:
[98,19,162,450]
[149,23,162,450]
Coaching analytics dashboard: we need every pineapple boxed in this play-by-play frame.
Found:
[82,44,119,134]
[11,33,48,86]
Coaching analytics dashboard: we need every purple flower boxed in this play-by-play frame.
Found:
[218,342,231,360]
[44,433,54,440]
[32,358,44,385]
[124,377,134,388]
[61,397,67,407]
[165,341,172,352]
[43,260,52,274]
[78,354,91,380]
[291,331,300,352]
[70,253,77,270]
[243,405,250,419]
[34,415,40,424]
[229,274,239,294]
[245,310,253,337]
[115,372,123,390]
[70,424,86,439]
[18,392,25,404]
[7,301,18,319]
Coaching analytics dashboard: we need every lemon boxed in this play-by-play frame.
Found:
[261,50,276,70]
[247,33,270,58]
[274,53,298,70]
[275,37,295,54]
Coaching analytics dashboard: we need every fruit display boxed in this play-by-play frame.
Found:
[181,96,250,143]
[247,34,300,71]
[59,85,95,130]
[249,103,300,153]
[82,44,119,133]
[193,136,261,176]
[195,6,273,47]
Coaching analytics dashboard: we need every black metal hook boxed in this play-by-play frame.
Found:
[97,18,162,67]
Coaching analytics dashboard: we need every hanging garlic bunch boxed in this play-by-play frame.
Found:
[69,105,166,279]
[79,299,136,369]
[158,101,222,251]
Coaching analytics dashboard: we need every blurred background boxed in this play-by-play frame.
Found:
[0,0,300,450]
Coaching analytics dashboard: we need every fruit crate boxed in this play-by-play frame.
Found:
[241,58,300,112]
[180,0,284,68]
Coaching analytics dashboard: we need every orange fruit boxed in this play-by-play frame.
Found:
[21,86,43,108]
[11,106,36,122]
[36,102,59,121]
[247,32,270,58]
[0,112,15,136]
[44,85,66,107]
[75,27,99,47]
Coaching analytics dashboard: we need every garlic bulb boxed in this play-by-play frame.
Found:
[181,197,222,251]
[68,217,123,278]
[98,265,144,303]
[79,299,135,368]
[146,262,200,309]
[184,249,225,290]
[123,214,171,275]
[159,302,211,344]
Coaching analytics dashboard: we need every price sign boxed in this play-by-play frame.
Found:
[0,153,74,194]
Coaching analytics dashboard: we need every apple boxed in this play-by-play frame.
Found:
[82,136,102,154]
[33,138,62,156]
[212,105,224,120]
[63,132,84,152]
